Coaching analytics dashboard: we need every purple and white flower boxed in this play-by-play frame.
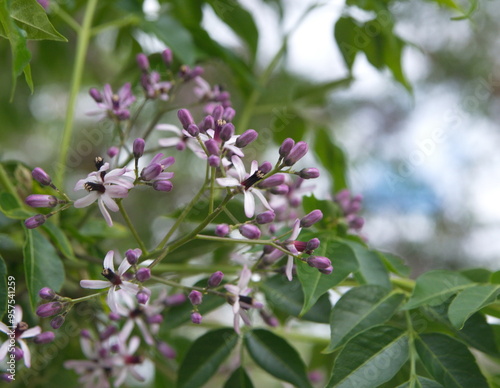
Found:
[283,219,302,281]
[217,155,273,218]
[0,305,42,368]
[73,161,134,227]
[88,83,136,120]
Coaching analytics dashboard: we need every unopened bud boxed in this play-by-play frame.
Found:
[256,211,275,224]
[300,210,323,228]
[239,224,261,239]
[140,164,162,181]
[99,325,117,341]
[207,271,224,287]
[136,268,151,282]
[307,256,332,270]
[258,162,272,174]
[235,129,258,148]
[319,265,333,275]
[306,238,320,252]
[215,224,230,237]
[177,109,195,130]
[284,141,308,166]
[133,138,145,158]
[89,88,103,103]
[163,293,186,306]
[191,312,202,324]
[125,248,142,265]
[188,290,203,305]
[205,139,219,155]
[223,107,236,121]
[269,184,289,195]
[33,331,55,344]
[279,138,295,158]
[158,341,176,359]
[32,167,52,186]
[201,115,215,132]
[36,302,63,318]
[162,48,173,66]
[50,315,65,329]
[153,180,173,192]
[25,194,58,208]
[38,287,56,300]
[259,310,279,327]
[219,123,235,142]
[137,290,150,304]
[208,155,220,168]
[136,53,150,71]
[258,174,285,188]
[186,124,200,137]
[107,146,119,158]
[298,168,320,179]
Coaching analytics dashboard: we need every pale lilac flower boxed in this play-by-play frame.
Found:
[80,251,143,314]
[88,83,136,120]
[216,156,273,218]
[140,71,171,100]
[284,219,302,281]
[224,265,263,334]
[156,124,204,155]
[73,161,134,227]
[0,305,42,368]
[113,327,145,386]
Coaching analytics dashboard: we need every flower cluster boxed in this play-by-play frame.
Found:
[334,189,365,232]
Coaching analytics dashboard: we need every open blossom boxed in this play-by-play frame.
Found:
[73,159,134,227]
[217,155,273,218]
[156,124,204,155]
[224,265,263,334]
[283,219,302,281]
[88,83,136,120]
[0,305,42,368]
[80,251,145,314]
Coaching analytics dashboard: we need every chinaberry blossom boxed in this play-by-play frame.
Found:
[74,157,134,226]
[217,155,273,218]
[80,251,146,314]
[0,305,42,368]
[139,153,175,192]
[224,265,263,334]
[89,83,136,120]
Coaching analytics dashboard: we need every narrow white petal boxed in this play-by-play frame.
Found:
[19,339,31,367]
[128,336,141,354]
[243,190,255,218]
[250,160,258,175]
[104,250,115,270]
[21,326,41,339]
[224,144,244,157]
[117,258,131,276]
[120,282,140,294]
[80,280,110,289]
[107,288,119,313]
[156,124,181,134]
[159,138,181,148]
[238,265,252,289]
[231,155,247,182]
[101,195,119,212]
[251,189,273,212]
[286,256,294,281]
[98,199,114,226]
[0,340,9,361]
[216,177,240,187]
[74,192,99,208]
[0,322,8,334]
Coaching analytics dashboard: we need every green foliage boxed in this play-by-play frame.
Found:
[0,255,7,320]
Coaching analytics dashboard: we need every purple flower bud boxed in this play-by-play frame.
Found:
[284,141,308,166]
[239,224,261,239]
[258,174,285,188]
[36,302,63,318]
[81,329,91,339]
[269,184,289,195]
[158,341,176,359]
[32,167,52,186]
[235,129,258,148]
[307,256,332,270]
[107,146,119,158]
[205,139,219,155]
[347,215,364,230]
[133,138,145,158]
[89,87,103,103]
[0,373,13,383]
[25,194,58,208]
[136,53,150,71]
[182,123,197,138]
[298,168,320,179]
[219,123,235,142]
[50,315,65,329]
[306,238,320,252]
[153,180,173,192]
[99,325,117,341]
[38,287,56,300]
[215,224,230,237]
[188,290,203,305]
[256,211,275,224]
[319,265,333,275]
[300,210,323,228]
[208,271,224,287]
[208,155,220,168]
[137,290,150,304]
[162,48,173,66]
[191,312,202,324]
[177,109,195,130]
[348,196,362,214]
[211,105,224,121]
[259,310,279,327]
[263,245,274,254]
[147,314,163,324]
[309,370,324,384]
[223,107,236,121]
[141,163,162,181]
[259,162,272,174]
[190,66,204,78]
[126,248,142,265]
[13,347,23,361]
[163,293,186,306]
[109,312,120,321]
[201,115,215,132]
[136,268,151,282]
[279,138,295,158]
[33,331,55,344]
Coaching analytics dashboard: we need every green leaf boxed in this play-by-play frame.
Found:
[0,1,32,99]
[41,221,76,261]
[177,328,238,388]
[206,0,259,62]
[10,0,67,41]
[415,333,488,388]
[0,255,7,320]
[447,284,500,329]
[396,376,443,388]
[460,268,491,283]
[326,325,409,388]
[0,191,32,219]
[23,228,65,310]
[261,275,331,323]
[403,270,475,310]
[224,367,254,388]
[296,236,358,316]
[314,128,348,192]
[244,329,312,388]
[334,16,359,70]
[344,240,391,289]
[378,251,410,278]
[325,286,405,352]
[272,110,306,143]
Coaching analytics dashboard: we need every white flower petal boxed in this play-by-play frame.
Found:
[156,124,181,134]
[251,188,273,212]
[231,155,247,182]
[98,199,114,226]
[224,144,244,157]
[80,280,111,289]
[0,340,9,361]
[74,192,99,208]
[286,256,294,281]
[104,250,115,270]
[101,195,119,212]
[19,339,31,367]
[243,190,255,218]
[216,177,240,187]
[20,326,41,339]
[117,258,131,276]
[159,138,181,148]
[0,322,8,334]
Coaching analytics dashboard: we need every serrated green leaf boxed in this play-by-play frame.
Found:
[0,255,7,320]
[177,328,238,388]
[325,286,405,352]
[327,325,409,388]
[244,329,312,388]
[448,284,500,329]
[403,271,475,310]
[223,367,254,388]
[261,275,331,323]
[396,376,443,388]
[10,0,67,41]
[314,128,348,192]
[344,240,391,289]
[41,221,76,261]
[23,228,65,311]
[415,333,488,388]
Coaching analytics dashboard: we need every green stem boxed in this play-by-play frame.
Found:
[151,275,226,297]
[151,264,241,274]
[391,277,415,293]
[70,290,107,304]
[54,0,98,189]
[209,167,216,213]
[52,4,81,33]
[117,200,148,253]
[405,310,419,388]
